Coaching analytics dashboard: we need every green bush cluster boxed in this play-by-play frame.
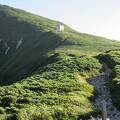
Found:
[0,54,102,120]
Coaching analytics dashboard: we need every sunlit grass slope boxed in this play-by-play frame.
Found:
[0,4,120,120]
[0,5,120,84]
[0,54,102,120]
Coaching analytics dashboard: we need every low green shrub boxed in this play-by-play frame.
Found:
[0,54,102,119]
[16,98,31,104]
[1,95,16,107]
[0,107,4,114]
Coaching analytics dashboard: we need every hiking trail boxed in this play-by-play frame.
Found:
[89,63,120,120]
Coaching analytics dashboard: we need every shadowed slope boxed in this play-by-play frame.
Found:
[0,5,120,84]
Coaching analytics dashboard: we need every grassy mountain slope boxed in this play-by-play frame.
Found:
[0,54,102,120]
[0,5,120,84]
[0,5,64,84]
[0,4,120,120]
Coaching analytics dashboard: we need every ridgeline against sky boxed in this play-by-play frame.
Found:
[0,0,120,40]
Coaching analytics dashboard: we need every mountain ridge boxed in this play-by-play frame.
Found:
[1,4,120,41]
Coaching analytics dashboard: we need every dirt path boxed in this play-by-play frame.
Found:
[89,63,120,120]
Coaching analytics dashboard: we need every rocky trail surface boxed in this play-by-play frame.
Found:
[89,63,120,120]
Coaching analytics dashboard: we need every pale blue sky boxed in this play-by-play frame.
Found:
[0,0,120,40]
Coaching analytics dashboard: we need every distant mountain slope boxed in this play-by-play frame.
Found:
[0,5,120,84]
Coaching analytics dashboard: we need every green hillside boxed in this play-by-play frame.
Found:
[0,5,120,84]
[0,5,120,120]
[0,54,102,120]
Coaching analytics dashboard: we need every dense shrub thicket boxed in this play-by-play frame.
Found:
[99,50,120,110]
[0,54,101,120]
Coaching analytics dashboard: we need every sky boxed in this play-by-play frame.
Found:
[0,0,120,40]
